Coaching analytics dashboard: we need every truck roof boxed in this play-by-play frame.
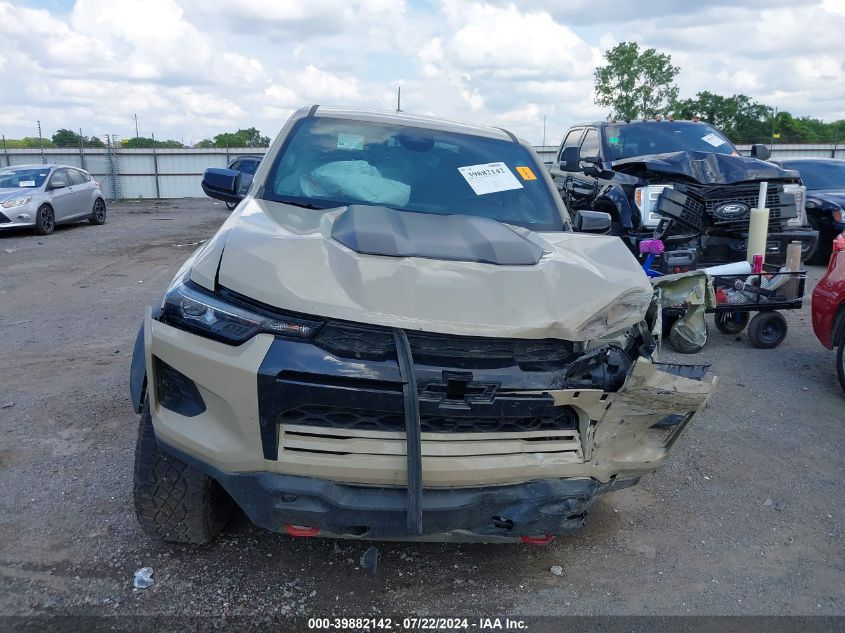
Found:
[312,106,516,142]
[568,119,707,129]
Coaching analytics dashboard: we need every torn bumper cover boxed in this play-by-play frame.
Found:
[652,270,716,349]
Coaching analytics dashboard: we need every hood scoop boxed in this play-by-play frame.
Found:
[330,205,543,266]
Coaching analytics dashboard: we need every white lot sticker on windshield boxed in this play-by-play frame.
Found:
[458,162,523,196]
[19,180,35,187]
[701,133,726,147]
[337,133,364,151]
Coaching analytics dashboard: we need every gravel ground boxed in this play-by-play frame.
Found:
[0,199,842,622]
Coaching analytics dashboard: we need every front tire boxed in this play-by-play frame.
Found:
[89,198,107,225]
[34,205,55,235]
[133,400,233,544]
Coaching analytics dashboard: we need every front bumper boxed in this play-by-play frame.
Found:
[0,207,35,228]
[139,306,715,539]
[160,439,638,541]
[700,228,818,265]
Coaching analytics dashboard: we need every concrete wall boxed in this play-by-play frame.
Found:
[3,144,843,199]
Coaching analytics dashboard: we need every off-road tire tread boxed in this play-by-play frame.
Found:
[133,401,233,544]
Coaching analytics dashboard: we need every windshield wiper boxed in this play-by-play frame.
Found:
[271,195,330,210]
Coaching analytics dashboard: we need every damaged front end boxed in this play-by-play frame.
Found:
[617,151,817,264]
[210,274,716,541]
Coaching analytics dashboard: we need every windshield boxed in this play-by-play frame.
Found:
[604,122,738,161]
[782,160,845,190]
[0,167,50,188]
[263,117,564,231]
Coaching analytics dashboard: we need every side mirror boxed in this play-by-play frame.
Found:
[559,146,580,172]
[580,155,602,175]
[750,144,771,161]
[575,210,612,233]
[201,167,244,204]
[49,180,68,190]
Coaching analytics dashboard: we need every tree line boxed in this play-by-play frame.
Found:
[594,41,845,144]
[2,127,271,150]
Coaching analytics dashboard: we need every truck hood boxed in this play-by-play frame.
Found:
[612,151,794,185]
[188,199,654,341]
[808,189,845,209]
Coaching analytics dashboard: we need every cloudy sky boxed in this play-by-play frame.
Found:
[2,0,844,146]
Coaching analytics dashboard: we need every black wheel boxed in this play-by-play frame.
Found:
[226,201,237,210]
[805,232,832,266]
[668,321,707,354]
[34,204,55,235]
[747,311,788,349]
[714,311,750,335]
[836,323,845,395]
[133,399,233,544]
[89,198,107,225]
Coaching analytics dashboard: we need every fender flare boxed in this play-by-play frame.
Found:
[595,187,636,229]
[129,323,146,413]
[130,297,163,414]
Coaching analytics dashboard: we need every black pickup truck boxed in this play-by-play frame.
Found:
[549,120,818,265]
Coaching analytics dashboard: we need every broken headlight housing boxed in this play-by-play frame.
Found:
[160,279,322,345]
[782,184,807,227]
[572,289,654,341]
[635,184,674,227]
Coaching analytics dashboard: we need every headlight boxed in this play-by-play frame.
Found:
[1,196,32,209]
[782,184,807,227]
[160,280,322,345]
[634,184,674,227]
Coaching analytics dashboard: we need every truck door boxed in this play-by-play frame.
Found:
[549,128,583,204]
[567,128,602,211]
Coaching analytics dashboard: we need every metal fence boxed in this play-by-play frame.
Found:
[3,144,844,200]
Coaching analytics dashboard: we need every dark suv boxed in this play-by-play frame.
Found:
[549,120,818,265]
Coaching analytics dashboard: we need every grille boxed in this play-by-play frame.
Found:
[280,404,578,434]
[314,321,577,371]
[0,212,10,224]
[664,182,796,232]
[313,323,395,361]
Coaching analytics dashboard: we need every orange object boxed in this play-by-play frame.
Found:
[515,166,537,181]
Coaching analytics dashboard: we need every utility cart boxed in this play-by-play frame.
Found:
[708,266,806,348]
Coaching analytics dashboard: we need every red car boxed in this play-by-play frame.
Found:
[812,231,845,392]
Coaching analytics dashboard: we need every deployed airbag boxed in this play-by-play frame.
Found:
[331,205,544,265]
[300,160,411,207]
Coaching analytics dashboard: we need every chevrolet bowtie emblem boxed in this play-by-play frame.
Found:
[418,371,499,408]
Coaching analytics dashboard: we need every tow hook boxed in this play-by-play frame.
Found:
[521,534,556,545]
[285,524,320,537]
